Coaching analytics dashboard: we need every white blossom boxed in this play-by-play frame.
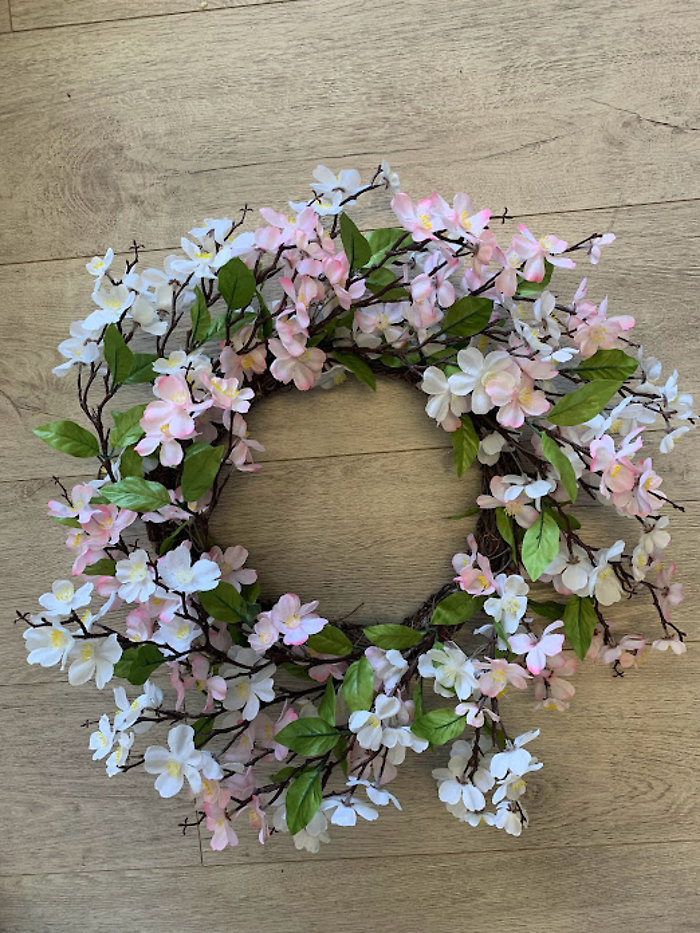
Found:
[24,620,75,669]
[38,580,93,620]
[144,724,223,798]
[67,633,122,689]
[418,642,480,700]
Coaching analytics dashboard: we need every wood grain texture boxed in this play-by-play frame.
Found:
[1,841,698,932]
[2,0,699,929]
[8,0,296,31]
[0,0,698,264]
[0,1,10,32]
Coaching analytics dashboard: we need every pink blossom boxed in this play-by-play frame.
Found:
[452,536,496,595]
[477,658,531,697]
[476,476,539,528]
[280,275,325,328]
[269,338,325,391]
[48,483,98,524]
[651,562,684,619]
[200,373,255,413]
[532,652,577,710]
[245,795,270,844]
[600,634,647,669]
[220,342,267,383]
[493,374,550,428]
[125,607,156,643]
[444,193,491,239]
[136,374,212,466]
[321,253,366,310]
[67,505,138,574]
[207,545,257,591]
[204,801,239,851]
[589,430,643,499]
[633,458,665,516]
[308,661,348,682]
[228,413,264,472]
[354,304,407,346]
[191,653,227,712]
[254,593,328,648]
[571,296,635,358]
[391,191,445,242]
[511,224,576,282]
[588,233,615,264]
[508,621,565,675]
[256,206,320,251]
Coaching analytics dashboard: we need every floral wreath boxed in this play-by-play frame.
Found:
[20,162,694,853]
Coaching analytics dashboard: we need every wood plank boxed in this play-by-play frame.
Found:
[0,1,10,32]
[1,841,697,931]
[9,0,294,31]
[0,0,698,264]
[0,199,697,483]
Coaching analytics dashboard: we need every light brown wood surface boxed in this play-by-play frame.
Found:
[1,1,699,931]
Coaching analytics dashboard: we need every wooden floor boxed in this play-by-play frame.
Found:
[1,1,699,931]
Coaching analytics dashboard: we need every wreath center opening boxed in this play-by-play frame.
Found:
[210,376,481,625]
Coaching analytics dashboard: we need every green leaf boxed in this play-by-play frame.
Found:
[281,661,314,681]
[206,309,258,343]
[103,324,134,386]
[563,595,597,659]
[33,420,100,459]
[538,431,578,503]
[158,521,191,556]
[430,592,485,628]
[113,644,165,686]
[189,286,211,346]
[547,379,623,426]
[198,581,247,623]
[528,599,567,621]
[101,477,171,512]
[111,404,147,449]
[286,767,322,835]
[521,509,560,582]
[307,626,353,657]
[118,445,143,478]
[363,623,425,650]
[318,680,337,726]
[495,507,516,554]
[332,350,376,390]
[451,415,479,477]
[411,708,467,746]
[366,266,410,301]
[341,656,374,712]
[441,295,493,337]
[54,517,81,528]
[82,558,117,576]
[339,213,371,269]
[516,260,553,297]
[217,257,256,311]
[364,227,407,266]
[413,679,426,718]
[549,509,582,532]
[180,443,225,502]
[270,765,297,783]
[192,716,214,748]
[123,353,157,385]
[447,506,481,520]
[275,717,340,757]
[574,348,638,382]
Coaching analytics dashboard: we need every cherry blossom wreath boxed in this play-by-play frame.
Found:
[20,162,694,853]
